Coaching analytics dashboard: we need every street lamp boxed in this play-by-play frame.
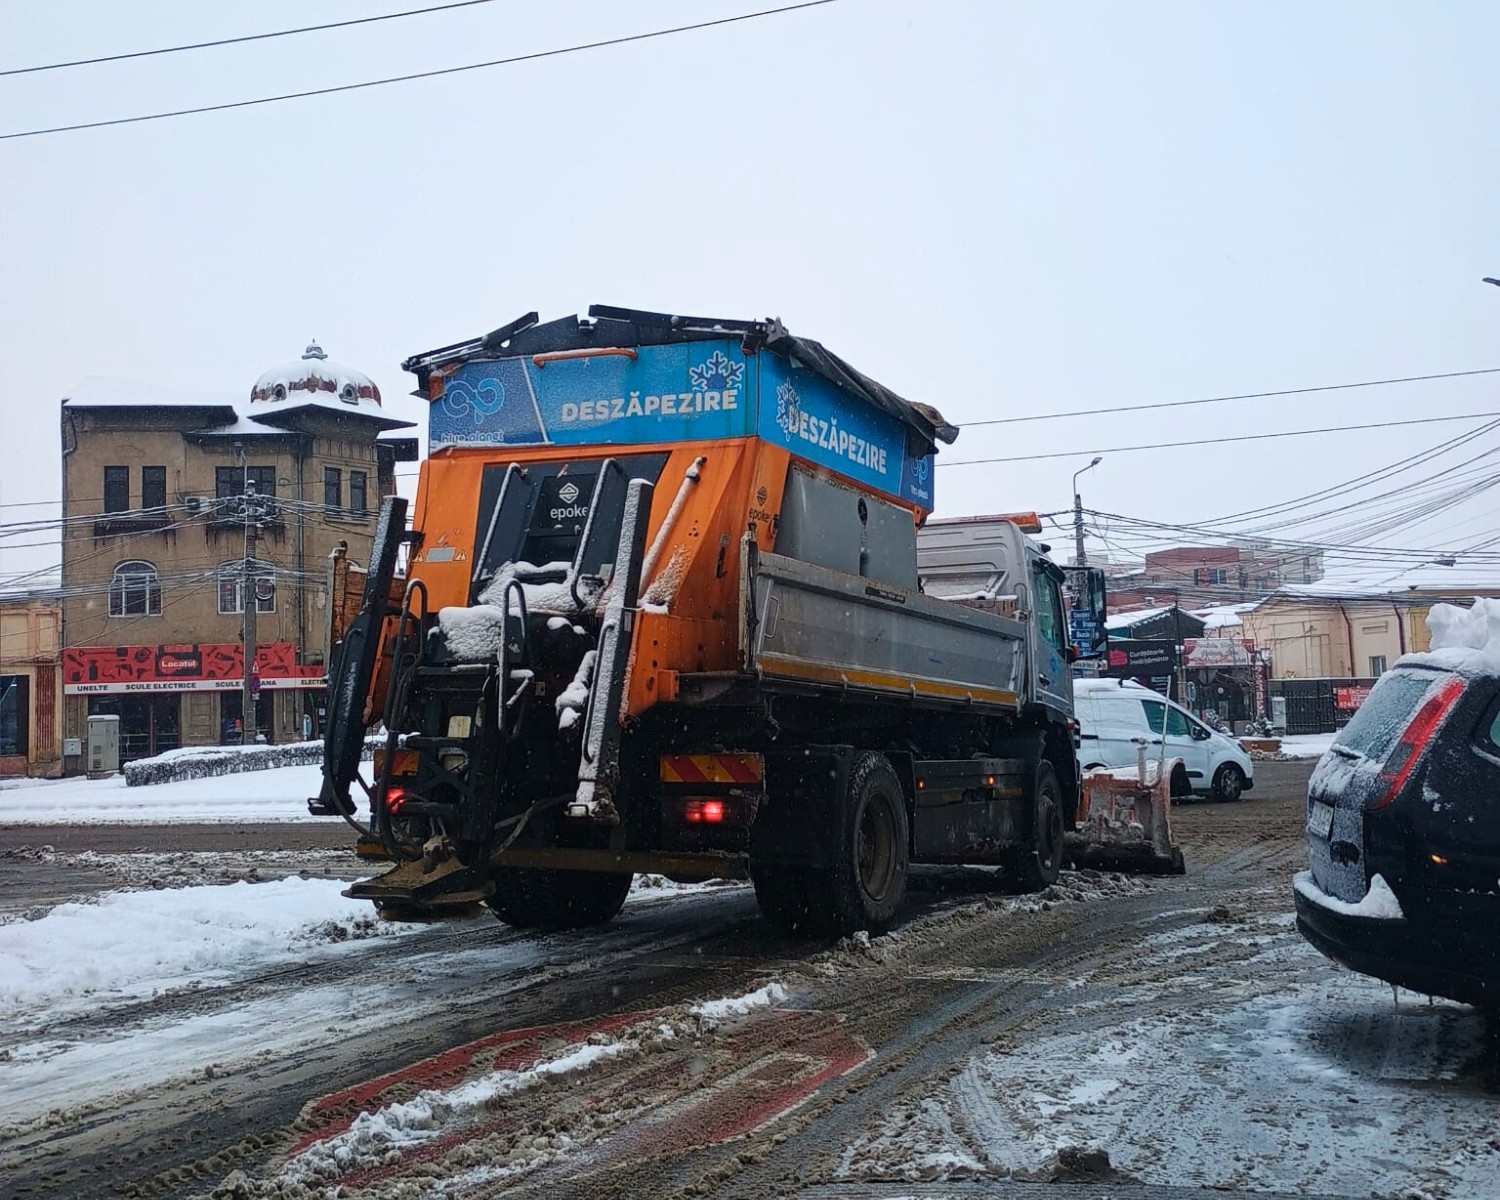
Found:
[1072,456,1103,566]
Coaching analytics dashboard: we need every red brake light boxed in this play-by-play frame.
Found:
[700,799,725,823]
[385,786,408,814]
[681,798,729,824]
[1367,676,1465,810]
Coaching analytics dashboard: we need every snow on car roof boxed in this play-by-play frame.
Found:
[1398,597,1500,676]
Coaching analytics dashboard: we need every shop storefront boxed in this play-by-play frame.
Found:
[62,641,323,762]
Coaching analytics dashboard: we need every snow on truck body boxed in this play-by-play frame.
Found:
[1297,596,1500,1005]
[314,306,1098,934]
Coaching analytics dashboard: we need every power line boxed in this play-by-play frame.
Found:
[937,412,1500,468]
[0,0,503,77]
[956,367,1500,428]
[0,0,847,141]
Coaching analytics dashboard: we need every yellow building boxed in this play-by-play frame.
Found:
[0,593,64,778]
[57,346,416,764]
[1242,582,1500,681]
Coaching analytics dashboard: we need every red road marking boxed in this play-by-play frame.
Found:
[289,1011,645,1155]
[289,1005,871,1179]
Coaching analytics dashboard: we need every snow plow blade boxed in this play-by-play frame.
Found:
[1064,762,1186,875]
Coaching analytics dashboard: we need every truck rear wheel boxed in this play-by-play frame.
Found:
[818,751,910,936]
[1006,762,1065,893]
[485,867,632,930]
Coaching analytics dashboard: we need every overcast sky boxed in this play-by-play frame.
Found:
[4,0,1500,584]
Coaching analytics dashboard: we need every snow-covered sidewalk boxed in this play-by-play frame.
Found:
[0,762,327,824]
[0,877,418,1020]
[1278,732,1338,758]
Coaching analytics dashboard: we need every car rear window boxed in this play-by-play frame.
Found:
[1332,669,1449,762]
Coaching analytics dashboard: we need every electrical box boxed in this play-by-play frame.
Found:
[62,737,82,757]
[86,714,120,779]
[1269,696,1287,734]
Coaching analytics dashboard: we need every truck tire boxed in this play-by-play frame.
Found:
[811,751,910,936]
[485,867,632,930]
[1007,762,1065,893]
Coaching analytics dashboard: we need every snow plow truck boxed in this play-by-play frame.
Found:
[312,305,1108,934]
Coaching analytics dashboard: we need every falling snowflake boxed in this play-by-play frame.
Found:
[688,350,745,392]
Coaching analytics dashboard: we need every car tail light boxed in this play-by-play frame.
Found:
[385,786,408,814]
[1367,676,1466,810]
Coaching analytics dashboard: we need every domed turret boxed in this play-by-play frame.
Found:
[250,341,381,406]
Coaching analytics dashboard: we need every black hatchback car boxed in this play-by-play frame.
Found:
[1295,660,1500,1007]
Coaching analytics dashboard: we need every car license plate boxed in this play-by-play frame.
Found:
[1307,801,1334,839]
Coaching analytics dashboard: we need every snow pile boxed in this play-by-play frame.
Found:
[280,984,775,1191]
[1427,597,1500,652]
[123,736,377,787]
[1404,597,1500,674]
[434,603,507,662]
[0,762,331,824]
[1293,869,1404,920]
[688,981,787,1026]
[436,562,603,661]
[288,1039,627,1185]
[0,878,417,1015]
[555,650,596,732]
[478,560,598,616]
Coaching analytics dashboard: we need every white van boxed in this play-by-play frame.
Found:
[1074,678,1255,801]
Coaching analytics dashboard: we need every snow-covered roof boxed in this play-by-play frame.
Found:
[1105,605,1175,630]
[63,374,414,434]
[62,376,240,410]
[1273,563,1500,603]
[1193,601,1264,630]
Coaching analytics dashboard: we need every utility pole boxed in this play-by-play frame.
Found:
[1072,456,1102,566]
[242,476,259,744]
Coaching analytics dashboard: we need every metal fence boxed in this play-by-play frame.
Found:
[1270,677,1379,735]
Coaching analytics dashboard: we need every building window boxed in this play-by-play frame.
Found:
[217,560,276,614]
[103,466,130,513]
[349,470,367,517]
[109,560,161,616]
[0,674,28,758]
[324,467,342,513]
[1369,655,1387,677]
[141,466,167,511]
[215,465,276,499]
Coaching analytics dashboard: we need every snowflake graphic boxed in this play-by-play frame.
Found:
[688,349,745,392]
[775,379,801,438]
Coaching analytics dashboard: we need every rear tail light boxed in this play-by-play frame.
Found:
[683,798,727,824]
[385,785,408,814]
[1367,676,1466,810]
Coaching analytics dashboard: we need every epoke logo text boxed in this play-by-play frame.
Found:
[557,351,742,424]
[774,380,889,475]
